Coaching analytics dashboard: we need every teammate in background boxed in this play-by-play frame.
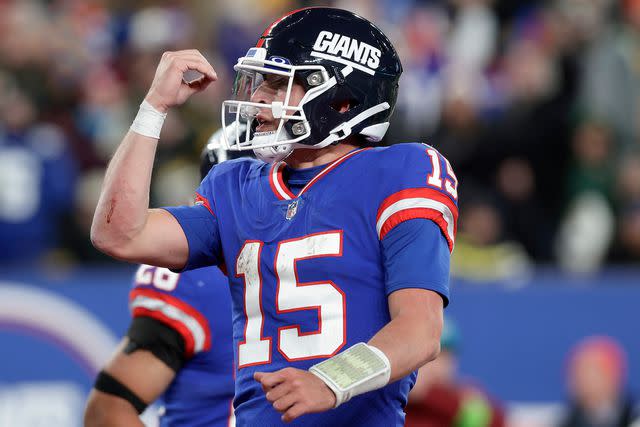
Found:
[405,317,505,427]
[84,128,243,427]
[91,7,458,426]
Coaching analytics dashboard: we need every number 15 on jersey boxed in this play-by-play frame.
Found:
[236,231,346,368]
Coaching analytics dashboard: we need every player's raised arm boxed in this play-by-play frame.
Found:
[90,50,217,269]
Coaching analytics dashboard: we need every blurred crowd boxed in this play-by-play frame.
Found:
[1,0,639,278]
[405,317,638,427]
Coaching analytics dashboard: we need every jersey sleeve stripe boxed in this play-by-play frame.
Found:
[378,207,455,251]
[131,306,197,357]
[376,187,458,224]
[129,289,211,356]
[376,198,456,251]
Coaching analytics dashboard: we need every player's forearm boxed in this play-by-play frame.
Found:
[368,316,440,382]
[368,290,443,383]
[84,390,145,427]
[91,130,157,258]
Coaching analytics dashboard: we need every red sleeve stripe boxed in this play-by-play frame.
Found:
[131,307,197,357]
[376,197,457,251]
[379,207,455,252]
[377,188,458,224]
[129,289,211,357]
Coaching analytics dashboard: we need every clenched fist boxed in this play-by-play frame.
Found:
[254,367,337,423]
[145,49,217,113]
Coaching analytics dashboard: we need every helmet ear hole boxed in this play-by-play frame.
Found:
[330,98,359,113]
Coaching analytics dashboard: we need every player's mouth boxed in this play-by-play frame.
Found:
[255,113,275,132]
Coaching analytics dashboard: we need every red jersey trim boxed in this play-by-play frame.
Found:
[379,208,455,252]
[269,162,296,200]
[195,193,215,216]
[376,188,458,252]
[268,148,371,201]
[376,187,458,225]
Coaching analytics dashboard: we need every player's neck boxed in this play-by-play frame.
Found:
[285,142,360,169]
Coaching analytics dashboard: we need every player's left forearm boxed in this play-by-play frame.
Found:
[84,390,145,427]
[368,289,443,382]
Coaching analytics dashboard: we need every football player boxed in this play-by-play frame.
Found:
[84,127,244,427]
[91,7,458,426]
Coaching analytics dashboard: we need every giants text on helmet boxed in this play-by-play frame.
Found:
[312,31,382,71]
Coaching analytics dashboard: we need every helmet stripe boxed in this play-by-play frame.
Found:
[256,7,312,47]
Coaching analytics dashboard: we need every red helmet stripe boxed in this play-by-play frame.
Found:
[256,7,318,47]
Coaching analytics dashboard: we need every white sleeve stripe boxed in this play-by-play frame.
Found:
[376,197,455,243]
[130,296,207,353]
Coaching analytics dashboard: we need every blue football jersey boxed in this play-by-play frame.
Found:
[165,143,459,426]
[130,265,235,427]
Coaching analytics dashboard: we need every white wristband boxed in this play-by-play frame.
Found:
[309,342,391,408]
[130,100,167,139]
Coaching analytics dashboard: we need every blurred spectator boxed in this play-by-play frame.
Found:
[555,192,615,274]
[0,80,77,265]
[554,119,617,273]
[128,6,194,53]
[447,0,497,76]
[386,3,449,139]
[616,154,640,207]
[613,153,640,260]
[451,196,531,283]
[494,157,554,260]
[579,0,640,148]
[75,65,132,160]
[566,119,617,203]
[405,317,506,427]
[560,336,637,427]
[490,4,578,261]
[430,70,494,182]
[617,206,640,260]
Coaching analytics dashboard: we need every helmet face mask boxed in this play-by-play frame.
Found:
[220,7,403,163]
[221,48,329,156]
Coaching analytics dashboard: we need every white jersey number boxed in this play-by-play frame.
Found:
[425,148,458,200]
[135,265,180,291]
[237,231,346,368]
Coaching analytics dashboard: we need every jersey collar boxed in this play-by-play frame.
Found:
[268,147,370,200]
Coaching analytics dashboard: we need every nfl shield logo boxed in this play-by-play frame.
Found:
[286,200,299,220]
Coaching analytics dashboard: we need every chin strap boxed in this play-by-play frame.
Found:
[253,144,294,163]
[251,130,295,163]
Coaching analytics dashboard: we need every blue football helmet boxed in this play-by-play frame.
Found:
[221,7,403,162]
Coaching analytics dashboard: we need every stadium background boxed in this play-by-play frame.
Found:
[0,0,638,426]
